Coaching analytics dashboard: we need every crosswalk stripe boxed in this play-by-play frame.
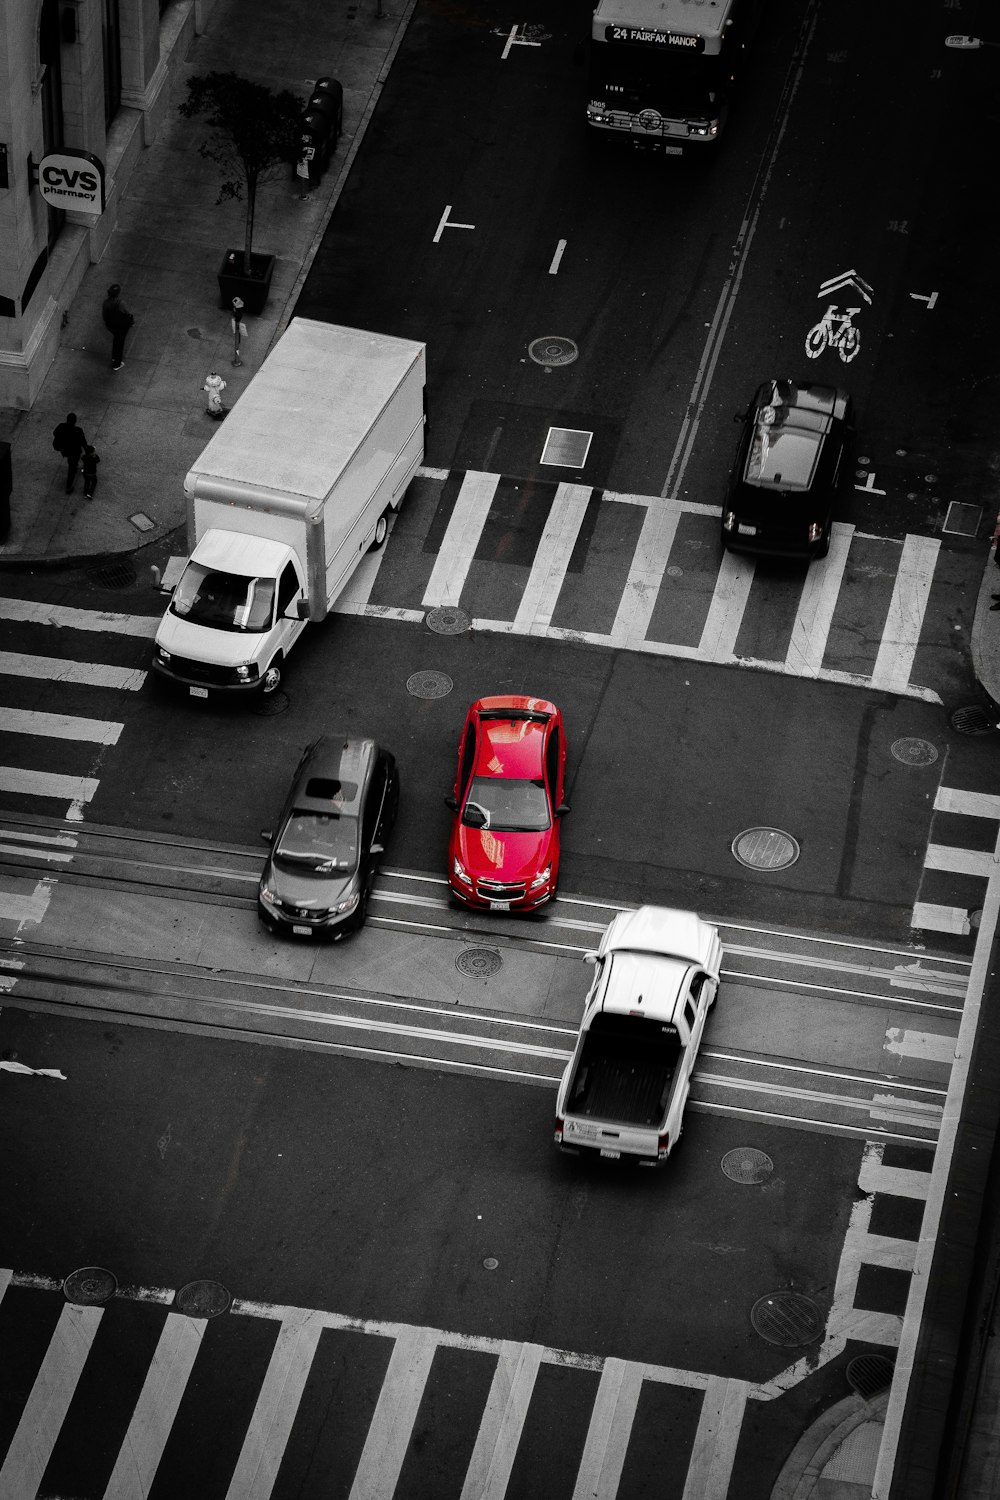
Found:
[348,1325,438,1500]
[681,1376,748,1500]
[0,766,98,805]
[0,598,160,636]
[422,470,500,608]
[0,651,146,691]
[884,1027,956,1066]
[933,787,1000,819]
[0,1301,103,1500]
[1,707,123,744]
[104,1312,206,1499]
[911,901,970,935]
[784,524,853,676]
[869,534,940,693]
[924,844,996,877]
[460,1341,543,1500]
[700,549,755,661]
[514,482,591,633]
[227,1310,324,1500]
[612,495,680,648]
[571,1358,643,1500]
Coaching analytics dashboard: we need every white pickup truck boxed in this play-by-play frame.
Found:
[554,906,722,1166]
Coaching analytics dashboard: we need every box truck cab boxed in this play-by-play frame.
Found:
[153,319,426,698]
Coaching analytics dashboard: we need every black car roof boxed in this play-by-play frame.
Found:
[294,735,376,814]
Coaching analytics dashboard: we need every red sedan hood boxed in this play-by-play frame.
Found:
[455,823,557,881]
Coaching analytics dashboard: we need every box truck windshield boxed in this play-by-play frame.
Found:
[171,563,276,633]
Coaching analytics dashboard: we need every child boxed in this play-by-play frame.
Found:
[82,445,100,499]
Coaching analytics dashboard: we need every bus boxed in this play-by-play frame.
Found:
[585,0,754,153]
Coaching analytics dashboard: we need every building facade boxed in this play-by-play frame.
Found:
[0,0,215,409]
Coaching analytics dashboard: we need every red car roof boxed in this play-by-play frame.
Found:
[471,697,555,781]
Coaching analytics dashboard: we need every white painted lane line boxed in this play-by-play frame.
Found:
[349,1326,438,1500]
[611,496,679,649]
[784,524,853,676]
[513,482,591,633]
[0,879,54,925]
[0,1301,102,1500]
[549,239,567,274]
[571,1358,643,1500]
[0,767,99,806]
[0,597,160,636]
[698,549,755,662]
[0,651,146,690]
[104,1313,206,1500]
[226,1311,324,1500]
[681,1376,748,1500]
[869,534,940,694]
[0,828,78,849]
[870,1092,945,1128]
[460,1342,543,1500]
[933,786,1000,819]
[925,844,996,876]
[884,1027,956,1067]
[422,470,500,608]
[0,707,123,745]
[416,466,451,481]
[911,902,971,935]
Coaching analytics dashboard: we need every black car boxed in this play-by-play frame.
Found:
[258,735,399,939]
[721,380,853,560]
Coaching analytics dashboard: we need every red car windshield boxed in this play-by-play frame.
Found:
[463,776,550,832]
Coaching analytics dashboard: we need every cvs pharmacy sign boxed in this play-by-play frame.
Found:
[38,149,105,215]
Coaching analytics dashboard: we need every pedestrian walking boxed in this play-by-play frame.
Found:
[203,370,227,419]
[82,445,100,499]
[52,412,88,494]
[101,283,134,370]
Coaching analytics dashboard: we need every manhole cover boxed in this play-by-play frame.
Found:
[528,336,579,367]
[950,705,997,735]
[732,828,800,871]
[721,1147,774,1185]
[751,1290,824,1346]
[63,1266,117,1305]
[174,1279,231,1318]
[483,1257,500,1270]
[252,690,290,717]
[667,565,684,577]
[890,737,939,767]
[847,1353,895,1399]
[456,947,502,979]
[407,670,453,699]
[426,606,471,635]
[86,560,137,590]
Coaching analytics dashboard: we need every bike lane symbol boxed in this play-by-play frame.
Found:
[805,305,862,364]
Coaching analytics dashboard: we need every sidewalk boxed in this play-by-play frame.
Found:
[0,0,414,571]
[0,1,998,1495]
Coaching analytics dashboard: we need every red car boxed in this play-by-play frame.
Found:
[446,696,569,911]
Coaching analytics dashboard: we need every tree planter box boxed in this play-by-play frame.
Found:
[217,251,276,315]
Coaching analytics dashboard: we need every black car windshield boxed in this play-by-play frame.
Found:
[171,563,276,632]
[463,777,550,832]
[276,812,359,873]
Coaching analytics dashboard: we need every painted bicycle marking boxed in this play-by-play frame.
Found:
[805,304,862,364]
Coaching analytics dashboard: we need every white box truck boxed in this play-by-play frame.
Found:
[152,318,426,699]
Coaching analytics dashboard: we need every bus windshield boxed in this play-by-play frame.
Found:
[591,43,723,115]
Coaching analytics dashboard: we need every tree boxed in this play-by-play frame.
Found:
[179,72,304,277]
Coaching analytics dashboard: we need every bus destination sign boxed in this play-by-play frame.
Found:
[606,24,705,48]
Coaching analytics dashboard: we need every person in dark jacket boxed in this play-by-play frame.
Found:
[52,413,88,494]
[102,283,134,370]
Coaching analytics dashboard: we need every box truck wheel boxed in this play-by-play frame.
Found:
[368,508,391,551]
[261,657,283,694]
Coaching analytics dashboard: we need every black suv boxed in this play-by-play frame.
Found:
[722,380,853,560]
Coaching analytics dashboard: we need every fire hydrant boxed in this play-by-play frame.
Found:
[203,370,227,419]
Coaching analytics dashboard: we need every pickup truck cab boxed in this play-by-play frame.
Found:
[555,906,722,1165]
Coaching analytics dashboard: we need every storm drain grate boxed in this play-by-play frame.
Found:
[751,1290,824,1347]
[732,828,800,872]
[847,1353,896,1399]
[64,1267,117,1306]
[175,1280,231,1318]
[890,737,939,767]
[407,670,453,700]
[942,502,982,537]
[540,427,593,469]
[528,336,578,367]
[950,705,997,735]
[86,559,137,590]
[426,606,471,635]
[456,948,502,979]
[721,1147,774,1185]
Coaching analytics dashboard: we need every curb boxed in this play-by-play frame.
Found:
[771,1391,889,1500]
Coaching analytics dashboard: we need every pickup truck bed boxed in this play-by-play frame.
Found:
[566,1014,680,1128]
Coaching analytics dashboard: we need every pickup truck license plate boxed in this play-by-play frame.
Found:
[189,686,208,698]
[490,901,511,911]
[292,924,313,936]
[600,1148,621,1159]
